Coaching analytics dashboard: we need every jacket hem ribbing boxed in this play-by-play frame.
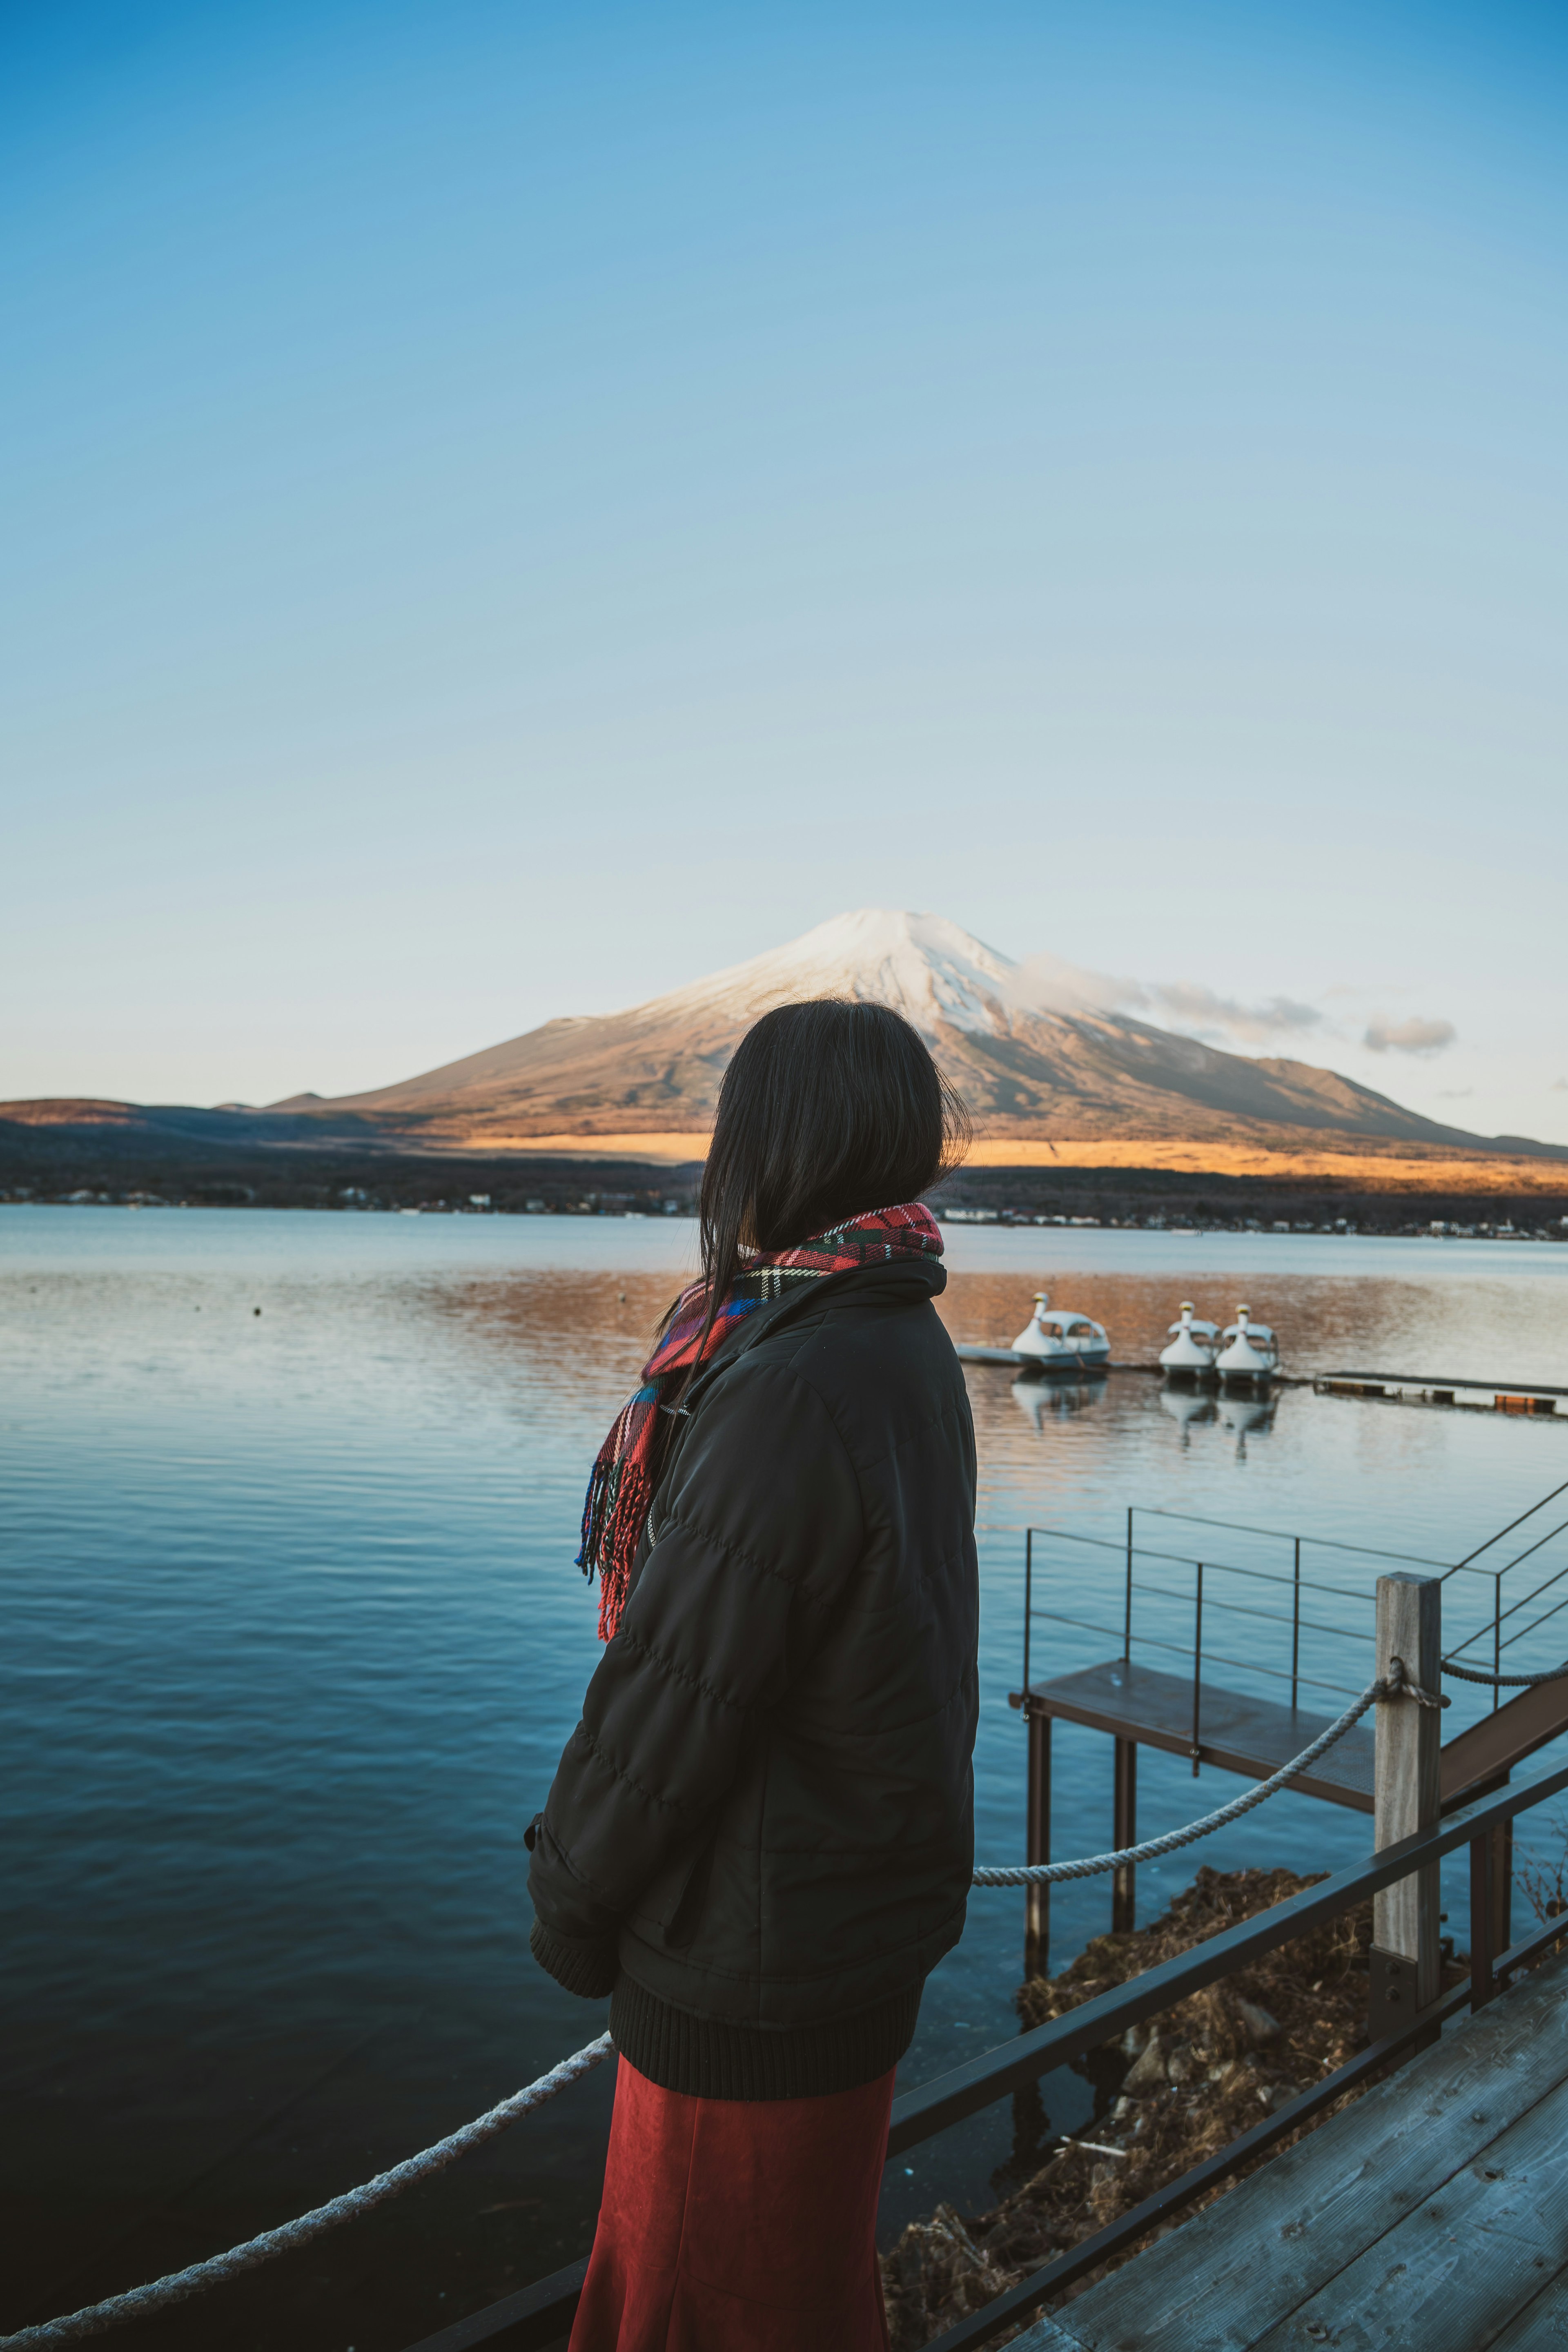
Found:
[609,1976,922,2100]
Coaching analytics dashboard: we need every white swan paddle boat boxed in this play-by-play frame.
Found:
[1159,1302,1220,1381]
[1215,1305,1279,1387]
[1011,1292,1111,1373]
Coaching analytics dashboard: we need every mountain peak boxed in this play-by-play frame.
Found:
[642,906,1019,1040]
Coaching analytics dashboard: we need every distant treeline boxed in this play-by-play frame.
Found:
[0,1125,701,1218]
[928,1162,1568,1237]
[2,1122,1565,1236]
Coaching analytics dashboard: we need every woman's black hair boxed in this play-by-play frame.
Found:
[673,998,969,1371]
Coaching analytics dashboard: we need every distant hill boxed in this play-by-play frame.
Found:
[264,907,1564,1165]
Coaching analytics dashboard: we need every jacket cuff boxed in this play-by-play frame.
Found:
[530,1915,620,1999]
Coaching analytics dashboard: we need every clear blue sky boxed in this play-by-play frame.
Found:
[4,1,1565,1138]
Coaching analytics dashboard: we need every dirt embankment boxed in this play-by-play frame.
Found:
[881,1866,1468,2350]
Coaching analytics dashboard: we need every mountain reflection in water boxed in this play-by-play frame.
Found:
[3,1212,1566,2350]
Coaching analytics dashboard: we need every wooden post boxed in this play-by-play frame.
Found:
[1370,1572,1442,2049]
[1024,1704,1051,1979]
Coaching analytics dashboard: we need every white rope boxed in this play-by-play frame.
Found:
[1443,1655,1568,1688]
[971,1662,1443,1888]
[0,2033,614,2349]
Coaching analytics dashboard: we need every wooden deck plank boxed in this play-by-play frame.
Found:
[1486,2281,1568,2348]
[1022,1659,1375,1810]
[1032,1951,1568,2351]
[1007,2319,1086,2350]
[1246,2078,1568,2351]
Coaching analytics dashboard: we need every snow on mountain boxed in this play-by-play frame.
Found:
[629,908,1021,1039]
[293,906,1530,1159]
[620,909,1140,1037]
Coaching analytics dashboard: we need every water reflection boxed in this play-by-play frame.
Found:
[3,1213,1568,2350]
[1216,1391,1278,1461]
[1158,1386,1218,1443]
[1010,1371,1108,1428]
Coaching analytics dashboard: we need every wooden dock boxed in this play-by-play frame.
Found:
[1016,1942,1568,2351]
[402,1539,1568,2352]
[1316,1369,1568,1417]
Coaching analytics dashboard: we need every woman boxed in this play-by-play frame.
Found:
[527,998,980,2351]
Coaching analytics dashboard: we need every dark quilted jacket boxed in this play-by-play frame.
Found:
[527,1255,979,2098]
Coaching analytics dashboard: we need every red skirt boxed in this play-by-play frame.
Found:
[568,2058,894,2352]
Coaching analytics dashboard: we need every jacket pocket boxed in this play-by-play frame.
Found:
[664,1835,716,1949]
[633,1832,716,1950]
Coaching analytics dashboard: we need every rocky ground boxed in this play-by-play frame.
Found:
[880,1864,1466,2350]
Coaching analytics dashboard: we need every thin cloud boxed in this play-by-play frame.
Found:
[1147,982,1323,1046]
[1553,1078,1568,1093]
[1005,948,1465,1071]
[1007,951,1146,1018]
[1364,1016,1457,1056]
[1007,962,1323,1049]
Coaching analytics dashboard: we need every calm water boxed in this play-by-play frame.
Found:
[4,1208,1568,2349]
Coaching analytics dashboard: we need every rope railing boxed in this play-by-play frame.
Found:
[0,2034,615,2350]
[1442,1655,1568,1688]
[2,1662,1449,2348]
[972,1660,1443,1888]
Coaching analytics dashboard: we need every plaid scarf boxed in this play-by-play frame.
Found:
[577,1200,943,1639]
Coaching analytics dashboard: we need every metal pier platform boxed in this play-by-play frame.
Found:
[1011,1655,1568,1975]
[1013,1656,1376,1810]
[1016,1656,1568,1820]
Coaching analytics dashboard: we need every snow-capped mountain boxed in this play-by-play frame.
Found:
[637,909,1023,1039]
[276,908,1521,1157]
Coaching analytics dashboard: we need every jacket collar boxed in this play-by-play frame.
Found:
[674,1256,946,1419]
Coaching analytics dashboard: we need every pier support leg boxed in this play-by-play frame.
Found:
[1025,1706,1051,1980]
[1370,1573,1442,2059]
[1112,1738,1137,1936]
[1491,1815,1513,1957]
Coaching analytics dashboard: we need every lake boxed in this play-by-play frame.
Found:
[4,1207,1568,2350]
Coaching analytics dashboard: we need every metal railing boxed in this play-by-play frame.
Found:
[1020,1486,1568,1726]
[1021,1517,1379,1742]
[1437,1478,1568,1706]
[405,1756,1568,2352]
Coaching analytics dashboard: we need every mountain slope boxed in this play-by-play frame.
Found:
[274,909,1558,1160]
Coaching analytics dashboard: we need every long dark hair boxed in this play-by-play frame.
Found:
[673,998,969,1374]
